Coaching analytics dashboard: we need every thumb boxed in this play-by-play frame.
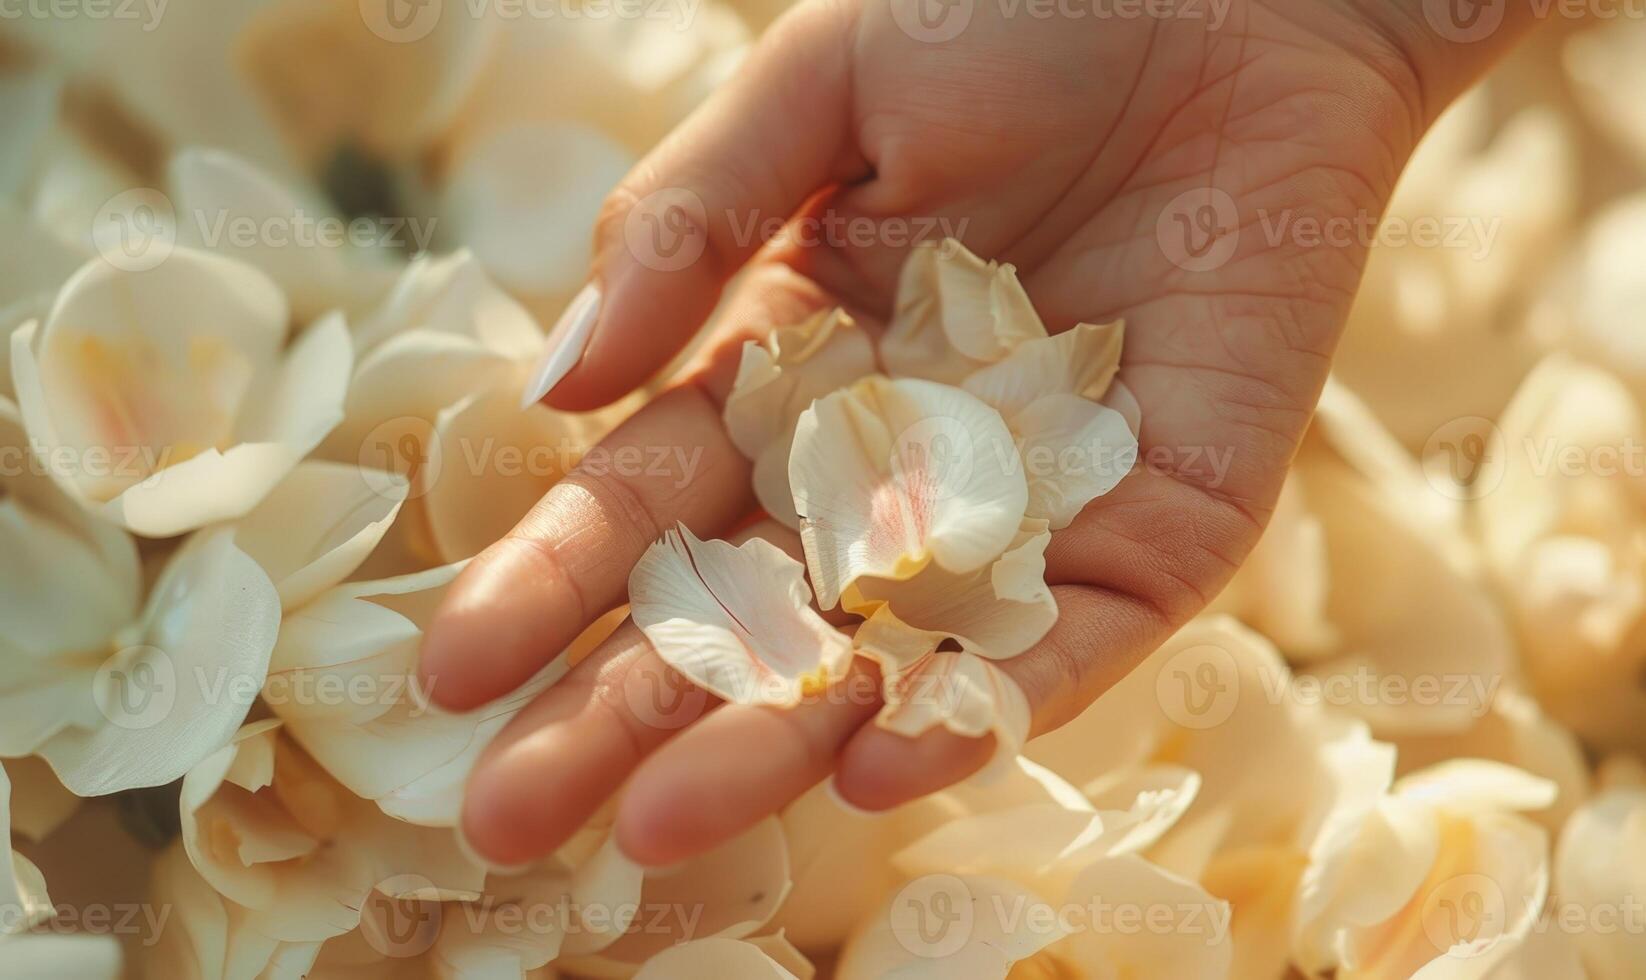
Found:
[521,0,864,411]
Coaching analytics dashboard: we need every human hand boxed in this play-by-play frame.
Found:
[419,0,1535,868]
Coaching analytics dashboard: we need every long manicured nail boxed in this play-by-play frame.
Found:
[520,282,601,408]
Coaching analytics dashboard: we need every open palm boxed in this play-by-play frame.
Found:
[420,0,1508,868]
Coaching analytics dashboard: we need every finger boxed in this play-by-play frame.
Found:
[521,0,865,411]
[419,381,752,711]
[833,582,1167,812]
[615,659,882,868]
[461,620,717,867]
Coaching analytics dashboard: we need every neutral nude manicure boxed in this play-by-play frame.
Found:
[520,282,601,408]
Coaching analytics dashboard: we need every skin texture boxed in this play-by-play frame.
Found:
[420,0,1539,867]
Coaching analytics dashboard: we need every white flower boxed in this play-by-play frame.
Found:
[560,817,792,976]
[629,525,853,706]
[10,248,352,536]
[179,721,484,944]
[1,401,282,794]
[265,562,566,825]
[633,937,813,980]
[1476,356,1646,754]
[880,240,1048,385]
[837,767,1229,978]
[1297,760,1556,980]
[169,148,401,326]
[790,374,1028,610]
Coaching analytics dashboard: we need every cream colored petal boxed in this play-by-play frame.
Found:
[238,0,497,165]
[1209,475,1339,659]
[791,375,1028,609]
[836,873,1064,979]
[169,147,393,324]
[317,328,519,488]
[425,387,609,564]
[724,309,876,527]
[230,460,408,611]
[882,240,1047,384]
[0,492,138,663]
[874,652,1031,767]
[961,321,1124,418]
[554,831,646,959]
[233,311,353,452]
[748,933,815,980]
[350,250,543,362]
[439,122,633,299]
[845,518,1056,661]
[1045,855,1233,979]
[565,818,791,973]
[39,528,281,796]
[1393,761,1557,815]
[629,525,853,706]
[633,939,801,980]
[147,840,320,980]
[1554,787,1646,978]
[270,562,565,819]
[1565,24,1646,168]
[11,249,287,515]
[1001,393,1137,529]
[0,933,123,977]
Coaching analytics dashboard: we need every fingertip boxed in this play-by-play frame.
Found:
[833,724,997,812]
[419,539,582,712]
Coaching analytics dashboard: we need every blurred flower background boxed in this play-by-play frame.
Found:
[3,1,1646,978]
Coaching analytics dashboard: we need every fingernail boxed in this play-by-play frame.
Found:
[825,777,885,819]
[520,282,601,408]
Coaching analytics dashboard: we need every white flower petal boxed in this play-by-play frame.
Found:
[38,528,281,795]
[724,309,877,527]
[846,518,1056,662]
[873,652,1031,767]
[1005,394,1137,529]
[961,321,1124,418]
[836,874,1063,979]
[169,148,395,324]
[629,525,853,706]
[882,240,1047,384]
[634,939,802,980]
[230,460,408,611]
[351,250,544,362]
[791,375,1028,609]
[439,122,633,299]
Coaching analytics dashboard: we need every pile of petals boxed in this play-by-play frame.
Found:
[6,3,1646,980]
[629,238,1137,763]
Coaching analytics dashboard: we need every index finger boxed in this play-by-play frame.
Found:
[418,381,752,711]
